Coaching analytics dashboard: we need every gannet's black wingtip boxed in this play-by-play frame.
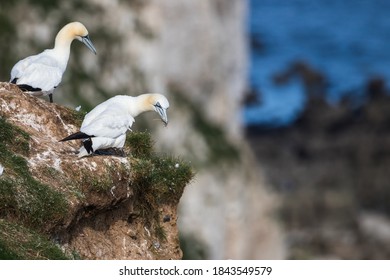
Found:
[16,84,42,92]
[59,131,92,142]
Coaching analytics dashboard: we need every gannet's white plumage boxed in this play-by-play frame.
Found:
[10,21,97,103]
[60,93,169,157]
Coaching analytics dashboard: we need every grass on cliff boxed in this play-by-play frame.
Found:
[127,132,194,241]
[0,219,69,260]
[0,117,69,231]
[0,115,193,258]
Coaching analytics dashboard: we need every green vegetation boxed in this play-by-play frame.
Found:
[132,155,193,206]
[128,132,194,241]
[126,131,154,158]
[0,220,69,260]
[0,109,194,258]
[0,117,69,231]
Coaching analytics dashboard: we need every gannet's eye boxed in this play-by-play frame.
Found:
[155,102,162,108]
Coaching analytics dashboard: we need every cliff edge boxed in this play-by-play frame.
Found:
[0,82,193,259]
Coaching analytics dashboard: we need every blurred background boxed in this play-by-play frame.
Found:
[245,0,390,259]
[1,0,390,259]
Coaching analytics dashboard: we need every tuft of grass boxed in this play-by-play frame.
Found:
[132,155,194,207]
[0,117,69,231]
[126,132,154,158]
[0,219,69,260]
[151,155,194,205]
[131,154,194,242]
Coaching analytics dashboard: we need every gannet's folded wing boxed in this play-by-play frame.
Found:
[81,98,123,128]
[13,59,63,91]
[81,113,135,139]
[10,55,36,82]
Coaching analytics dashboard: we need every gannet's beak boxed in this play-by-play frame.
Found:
[81,35,97,55]
[155,105,168,127]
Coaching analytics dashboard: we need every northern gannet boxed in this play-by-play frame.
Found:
[60,93,169,157]
[10,22,97,103]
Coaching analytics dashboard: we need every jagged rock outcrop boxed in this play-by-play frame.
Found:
[0,83,193,259]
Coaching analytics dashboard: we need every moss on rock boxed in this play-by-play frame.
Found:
[0,219,69,260]
[0,117,69,232]
[129,132,194,242]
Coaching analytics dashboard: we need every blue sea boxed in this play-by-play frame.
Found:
[245,0,390,126]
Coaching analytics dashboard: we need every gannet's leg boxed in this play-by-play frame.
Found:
[49,93,53,103]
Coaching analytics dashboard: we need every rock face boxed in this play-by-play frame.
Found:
[0,0,285,259]
[0,83,193,259]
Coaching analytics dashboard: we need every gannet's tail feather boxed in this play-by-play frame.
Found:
[83,138,94,154]
[59,131,93,142]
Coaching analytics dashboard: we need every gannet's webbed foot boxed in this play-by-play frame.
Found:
[94,148,126,157]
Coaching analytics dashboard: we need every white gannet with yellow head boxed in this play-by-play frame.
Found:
[10,21,97,103]
[60,93,169,158]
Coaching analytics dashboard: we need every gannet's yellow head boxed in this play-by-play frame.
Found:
[144,93,170,126]
[55,22,97,54]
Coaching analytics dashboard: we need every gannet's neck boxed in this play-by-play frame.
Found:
[128,94,154,117]
[52,25,74,67]
[54,25,74,49]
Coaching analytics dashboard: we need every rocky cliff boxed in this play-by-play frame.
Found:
[0,83,193,259]
[0,0,285,259]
